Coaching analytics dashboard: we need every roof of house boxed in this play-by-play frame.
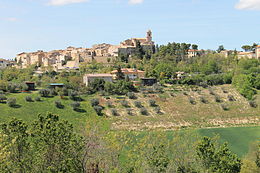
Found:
[238,51,254,55]
[49,83,64,86]
[111,68,145,74]
[66,61,79,69]
[188,49,202,52]
[85,74,113,77]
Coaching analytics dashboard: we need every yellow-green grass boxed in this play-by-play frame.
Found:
[0,92,98,132]
[198,126,260,157]
[107,85,260,130]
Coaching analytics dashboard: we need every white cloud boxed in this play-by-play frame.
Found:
[235,0,260,10]
[129,0,144,5]
[6,18,18,22]
[48,0,89,6]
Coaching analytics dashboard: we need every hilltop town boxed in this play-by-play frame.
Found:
[12,30,154,70]
[1,30,260,72]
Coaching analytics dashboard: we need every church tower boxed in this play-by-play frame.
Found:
[146,30,152,42]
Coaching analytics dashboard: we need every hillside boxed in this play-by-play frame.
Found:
[100,84,260,130]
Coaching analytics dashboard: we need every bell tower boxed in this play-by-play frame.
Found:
[146,30,152,42]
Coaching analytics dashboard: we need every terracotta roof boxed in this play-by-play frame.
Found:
[85,74,113,77]
[111,68,145,74]
[238,52,254,55]
[188,49,201,52]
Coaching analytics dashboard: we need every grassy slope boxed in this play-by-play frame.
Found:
[108,85,260,130]
[198,126,260,157]
[0,92,98,132]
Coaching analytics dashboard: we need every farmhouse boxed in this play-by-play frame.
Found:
[111,68,145,80]
[83,74,113,86]
[0,59,13,69]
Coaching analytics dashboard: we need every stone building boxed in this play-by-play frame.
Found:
[237,51,256,59]
[83,74,113,86]
[118,30,155,56]
[0,59,13,69]
[187,49,204,58]
[111,68,145,80]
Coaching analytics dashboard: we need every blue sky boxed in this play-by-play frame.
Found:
[1,0,260,59]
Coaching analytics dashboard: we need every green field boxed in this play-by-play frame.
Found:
[199,126,260,157]
[0,92,98,132]
[1,92,260,157]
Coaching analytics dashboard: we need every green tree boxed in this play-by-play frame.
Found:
[196,136,241,173]
[30,113,84,172]
[242,45,252,52]
[0,119,31,172]
[192,44,198,50]
[217,45,225,53]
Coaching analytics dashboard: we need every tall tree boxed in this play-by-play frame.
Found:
[217,45,225,53]
[242,45,252,52]
[192,44,198,50]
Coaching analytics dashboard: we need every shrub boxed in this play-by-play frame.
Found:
[69,90,80,101]
[111,109,119,116]
[208,88,215,95]
[25,96,33,102]
[94,106,103,116]
[71,102,80,110]
[134,101,142,108]
[200,96,208,104]
[39,89,50,97]
[189,97,196,105]
[222,88,228,93]
[249,101,258,108]
[50,89,57,96]
[126,108,133,116]
[99,90,106,96]
[140,107,148,115]
[106,101,113,108]
[214,95,222,103]
[154,107,161,114]
[183,92,188,96]
[7,83,17,93]
[62,88,69,96]
[221,104,229,111]
[228,95,236,102]
[170,93,176,97]
[7,97,16,107]
[0,94,7,103]
[120,100,129,108]
[18,83,29,91]
[55,100,64,109]
[35,97,41,102]
[127,92,136,99]
[148,99,157,107]
[91,98,99,107]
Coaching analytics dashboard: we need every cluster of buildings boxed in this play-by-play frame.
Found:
[14,30,155,71]
[0,59,15,69]
[1,31,260,71]
[220,45,260,59]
